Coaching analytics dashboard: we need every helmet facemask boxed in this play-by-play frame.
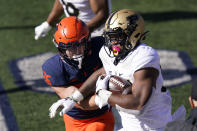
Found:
[53,37,88,69]
[103,27,132,65]
[104,28,127,52]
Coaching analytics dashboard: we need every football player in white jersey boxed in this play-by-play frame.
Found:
[92,9,173,131]
[35,0,112,40]
[49,9,173,131]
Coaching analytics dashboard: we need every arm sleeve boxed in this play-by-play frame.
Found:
[131,47,161,75]
[42,59,67,86]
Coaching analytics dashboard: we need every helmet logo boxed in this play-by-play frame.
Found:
[112,46,121,56]
[127,14,138,25]
[126,14,139,34]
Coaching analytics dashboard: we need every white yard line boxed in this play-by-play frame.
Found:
[0,109,8,131]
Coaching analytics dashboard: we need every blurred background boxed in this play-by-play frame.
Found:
[0,0,197,130]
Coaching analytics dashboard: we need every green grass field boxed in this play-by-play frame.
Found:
[0,0,197,130]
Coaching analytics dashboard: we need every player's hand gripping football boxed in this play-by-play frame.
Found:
[35,21,52,40]
[49,90,84,118]
[95,74,110,92]
[95,74,112,109]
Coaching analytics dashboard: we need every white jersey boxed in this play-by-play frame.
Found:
[99,43,172,131]
[59,0,112,37]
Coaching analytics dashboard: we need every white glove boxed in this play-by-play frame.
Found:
[94,74,111,108]
[95,90,112,109]
[49,97,76,118]
[96,74,111,93]
[35,21,52,40]
[49,90,84,118]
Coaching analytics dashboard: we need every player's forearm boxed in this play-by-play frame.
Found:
[52,86,77,99]
[108,83,153,110]
[47,0,64,26]
[88,0,109,32]
[79,67,105,98]
[87,11,107,32]
[108,93,142,110]
[109,68,157,110]
[77,95,99,110]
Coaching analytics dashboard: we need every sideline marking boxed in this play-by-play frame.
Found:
[158,49,197,87]
[8,50,197,93]
[0,81,19,131]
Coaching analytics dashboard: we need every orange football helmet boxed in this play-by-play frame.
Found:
[53,16,90,68]
[54,16,90,50]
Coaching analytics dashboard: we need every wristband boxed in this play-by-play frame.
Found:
[72,90,84,102]
[43,21,52,29]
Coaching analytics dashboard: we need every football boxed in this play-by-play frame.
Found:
[108,75,132,94]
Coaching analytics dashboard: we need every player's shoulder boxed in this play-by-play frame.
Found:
[42,54,60,70]
[128,43,160,64]
[135,43,159,57]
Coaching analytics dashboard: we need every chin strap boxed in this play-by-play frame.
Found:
[60,54,84,69]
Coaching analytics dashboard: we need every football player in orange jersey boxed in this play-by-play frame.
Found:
[42,16,114,131]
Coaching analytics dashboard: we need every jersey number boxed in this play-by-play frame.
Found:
[61,0,79,17]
